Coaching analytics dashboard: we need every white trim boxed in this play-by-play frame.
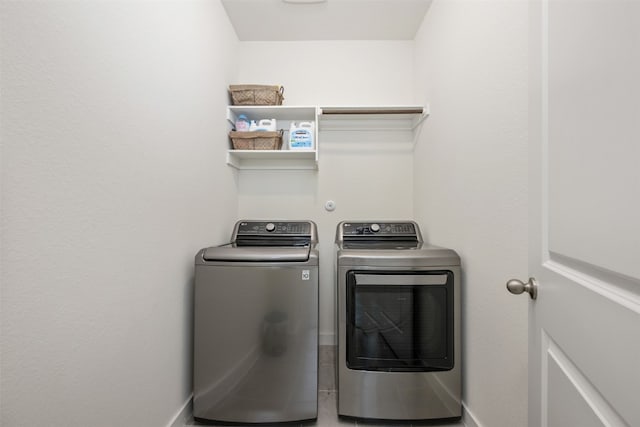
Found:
[541,330,550,427]
[540,0,550,264]
[543,332,628,427]
[544,257,640,313]
[167,395,192,427]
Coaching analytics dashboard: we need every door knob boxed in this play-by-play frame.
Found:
[506,277,538,300]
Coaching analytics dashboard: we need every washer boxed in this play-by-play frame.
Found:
[335,221,461,421]
[194,220,318,424]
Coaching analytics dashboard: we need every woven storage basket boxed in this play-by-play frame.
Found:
[229,85,284,106]
[229,130,284,150]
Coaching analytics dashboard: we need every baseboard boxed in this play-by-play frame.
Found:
[167,395,192,427]
[462,402,482,427]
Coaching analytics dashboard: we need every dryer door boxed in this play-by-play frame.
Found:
[346,271,455,372]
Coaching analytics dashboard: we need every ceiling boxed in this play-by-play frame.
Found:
[221,0,433,41]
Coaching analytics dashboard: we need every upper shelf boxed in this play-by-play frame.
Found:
[227,105,318,123]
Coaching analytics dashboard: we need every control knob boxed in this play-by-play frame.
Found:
[370,223,381,233]
[265,223,276,232]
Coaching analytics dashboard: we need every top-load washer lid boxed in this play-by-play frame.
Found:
[202,246,310,262]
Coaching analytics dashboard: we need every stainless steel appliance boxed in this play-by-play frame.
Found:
[335,221,461,421]
[194,220,318,424]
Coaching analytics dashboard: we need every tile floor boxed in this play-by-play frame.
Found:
[186,346,464,427]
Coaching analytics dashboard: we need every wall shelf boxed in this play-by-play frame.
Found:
[226,150,317,170]
[226,106,318,170]
[224,105,428,169]
[227,105,318,124]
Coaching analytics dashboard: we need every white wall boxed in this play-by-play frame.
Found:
[235,41,415,343]
[413,1,529,426]
[0,1,238,426]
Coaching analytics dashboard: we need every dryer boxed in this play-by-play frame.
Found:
[194,220,318,424]
[335,221,461,421]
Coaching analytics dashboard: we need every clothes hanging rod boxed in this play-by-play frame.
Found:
[320,107,424,115]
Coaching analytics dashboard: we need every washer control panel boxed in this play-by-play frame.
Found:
[237,221,312,236]
[342,222,417,237]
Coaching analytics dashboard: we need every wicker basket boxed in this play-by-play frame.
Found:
[229,85,284,106]
[229,130,283,150]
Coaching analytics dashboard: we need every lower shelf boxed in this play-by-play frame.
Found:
[226,150,318,170]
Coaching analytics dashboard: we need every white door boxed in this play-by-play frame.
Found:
[523,1,640,426]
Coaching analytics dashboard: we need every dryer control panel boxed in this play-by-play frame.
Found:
[342,222,417,237]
